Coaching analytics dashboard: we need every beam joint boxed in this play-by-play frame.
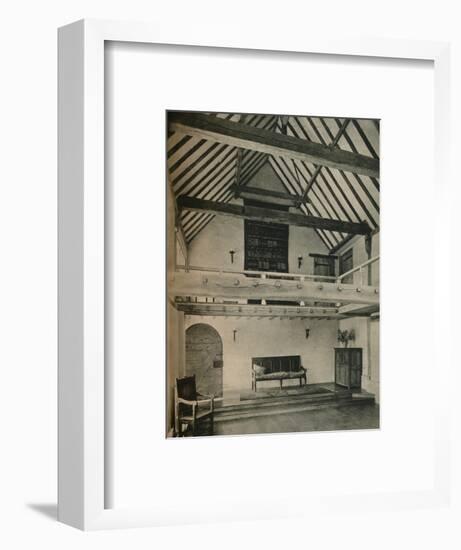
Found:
[169,112,379,177]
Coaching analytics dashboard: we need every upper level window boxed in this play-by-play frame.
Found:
[339,248,353,283]
[310,253,336,281]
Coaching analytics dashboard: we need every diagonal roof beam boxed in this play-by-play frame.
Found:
[230,184,301,207]
[269,157,336,250]
[234,148,244,187]
[233,114,247,189]
[279,115,289,134]
[233,115,278,193]
[177,195,371,235]
[169,112,379,177]
[292,117,378,229]
[298,118,351,205]
[291,157,308,203]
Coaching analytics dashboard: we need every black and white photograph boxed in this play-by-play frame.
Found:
[2,2,458,546]
[166,111,380,437]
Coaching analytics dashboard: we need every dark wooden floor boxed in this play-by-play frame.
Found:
[213,402,379,437]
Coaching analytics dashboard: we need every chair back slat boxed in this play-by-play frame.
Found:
[176,375,197,401]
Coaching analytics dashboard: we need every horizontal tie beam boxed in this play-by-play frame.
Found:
[169,112,379,178]
[169,271,379,305]
[177,195,371,235]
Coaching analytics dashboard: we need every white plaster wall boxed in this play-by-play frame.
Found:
[188,214,244,271]
[184,315,338,397]
[248,162,286,194]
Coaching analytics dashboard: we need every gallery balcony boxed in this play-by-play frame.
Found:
[168,255,379,319]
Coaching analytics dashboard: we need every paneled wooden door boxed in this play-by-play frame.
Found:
[349,349,362,388]
[335,348,362,390]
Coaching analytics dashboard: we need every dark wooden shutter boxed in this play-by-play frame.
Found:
[311,253,336,281]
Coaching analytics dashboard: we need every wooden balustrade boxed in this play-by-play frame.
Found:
[335,255,379,283]
[175,264,337,282]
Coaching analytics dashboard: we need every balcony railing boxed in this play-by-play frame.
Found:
[175,264,337,282]
[175,255,379,288]
[335,255,379,286]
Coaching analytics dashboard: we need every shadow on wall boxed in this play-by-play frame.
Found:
[26,503,57,521]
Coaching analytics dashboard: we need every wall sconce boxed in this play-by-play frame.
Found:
[229,250,235,263]
[305,328,310,340]
[298,256,303,269]
[233,329,237,342]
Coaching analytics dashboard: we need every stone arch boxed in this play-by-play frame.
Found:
[185,323,223,397]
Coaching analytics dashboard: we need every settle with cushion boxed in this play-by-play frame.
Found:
[251,355,307,391]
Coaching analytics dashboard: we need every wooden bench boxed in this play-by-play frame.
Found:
[251,355,307,392]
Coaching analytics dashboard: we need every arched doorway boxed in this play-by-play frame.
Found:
[185,324,223,397]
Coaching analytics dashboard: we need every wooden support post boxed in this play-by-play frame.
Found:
[175,224,189,271]
[365,232,372,285]
[169,181,188,271]
[234,148,244,187]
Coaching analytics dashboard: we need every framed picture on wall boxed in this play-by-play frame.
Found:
[58,18,455,536]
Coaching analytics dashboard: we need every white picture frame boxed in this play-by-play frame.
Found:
[58,19,454,531]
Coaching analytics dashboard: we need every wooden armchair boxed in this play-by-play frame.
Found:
[174,375,215,436]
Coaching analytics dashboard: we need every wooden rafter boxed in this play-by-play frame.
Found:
[168,113,379,247]
[281,156,349,239]
[287,117,378,229]
[175,220,188,262]
[272,118,353,248]
[234,148,244,187]
[291,159,308,203]
[299,118,351,204]
[168,180,189,262]
[169,112,379,177]
[233,114,247,189]
[230,184,300,207]
[183,115,277,243]
[279,115,289,134]
[329,226,379,256]
[320,118,379,216]
[270,155,347,244]
[238,114,279,189]
[177,195,371,235]
[269,156,337,249]
[240,154,267,185]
